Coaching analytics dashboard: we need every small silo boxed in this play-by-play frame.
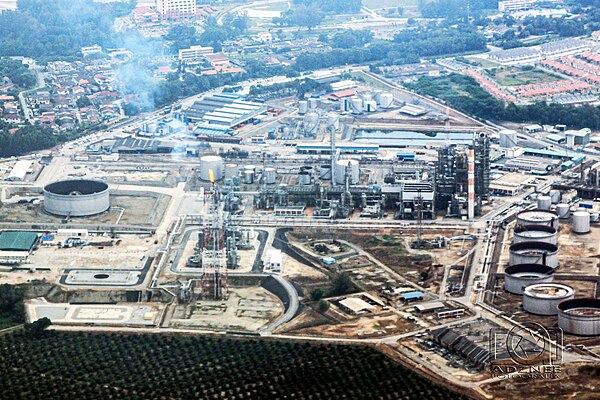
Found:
[303,112,319,136]
[200,155,224,181]
[364,100,377,113]
[523,283,575,316]
[308,98,318,109]
[379,92,394,109]
[243,169,254,184]
[224,164,239,179]
[537,195,552,210]
[335,159,359,185]
[558,298,600,336]
[327,112,340,130]
[351,97,363,114]
[298,100,308,115]
[264,167,277,184]
[298,171,311,185]
[592,213,600,223]
[573,211,591,234]
[549,190,561,204]
[509,241,559,269]
[319,164,332,180]
[504,264,555,295]
[556,204,570,219]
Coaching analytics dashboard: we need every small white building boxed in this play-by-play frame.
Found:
[264,249,283,273]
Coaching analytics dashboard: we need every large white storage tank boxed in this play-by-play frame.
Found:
[504,264,555,295]
[523,283,575,315]
[499,129,518,148]
[43,179,110,217]
[558,298,600,336]
[351,97,363,114]
[509,241,559,269]
[303,112,319,136]
[335,159,359,185]
[379,93,394,109]
[319,164,332,180]
[537,195,552,210]
[573,211,591,234]
[298,100,308,115]
[513,225,557,245]
[200,155,224,181]
[549,190,561,204]
[264,167,277,184]
[516,209,559,230]
[556,204,570,219]
[224,164,239,179]
[327,112,340,130]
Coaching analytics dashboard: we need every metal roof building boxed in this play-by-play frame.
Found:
[183,93,266,128]
[6,160,33,181]
[0,231,39,252]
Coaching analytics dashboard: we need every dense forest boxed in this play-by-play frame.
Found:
[0,0,135,60]
[406,73,600,129]
[0,330,466,399]
[0,284,25,329]
[0,58,36,88]
[420,0,498,19]
[0,122,92,157]
[274,0,362,28]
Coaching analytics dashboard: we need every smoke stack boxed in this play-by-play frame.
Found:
[468,145,475,219]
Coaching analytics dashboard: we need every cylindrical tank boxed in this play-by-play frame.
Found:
[308,98,318,109]
[516,209,559,230]
[556,203,570,219]
[364,100,377,112]
[537,195,552,210]
[592,213,600,223]
[509,241,559,269]
[558,298,600,336]
[224,164,239,179]
[43,179,110,217]
[504,264,555,295]
[573,211,591,234]
[298,100,308,115]
[243,169,254,184]
[298,171,311,185]
[373,90,383,104]
[513,225,557,245]
[380,93,394,108]
[334,159,360,185]
[200,155,223,181]
[362,93,373,102]
[351,97,363,114]
[327,112,340,130]
[319,164,332,180]
[304,112,319,136]
[549,190,561,204]
[264,167,277,184]
[245,164,256,172]
[523,283,575,316]
[341,98,351,112]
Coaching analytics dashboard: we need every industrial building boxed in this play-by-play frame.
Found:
[182,93,267,128]
[6,160,33,181]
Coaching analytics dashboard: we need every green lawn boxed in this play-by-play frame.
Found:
[490,67,563,87]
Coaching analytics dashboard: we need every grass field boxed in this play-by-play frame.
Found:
[0,330,466,400]
[490,67,563,87]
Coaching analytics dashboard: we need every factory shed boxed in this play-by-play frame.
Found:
[0,231,39,252]
[338,297,376,314]
[414,301,445,313]
[6,160,33,181]
[399,290,424,302]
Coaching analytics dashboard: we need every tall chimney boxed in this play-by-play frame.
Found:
[468,145,475,219]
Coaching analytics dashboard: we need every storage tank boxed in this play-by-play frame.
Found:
[224,164,239,179]
[509,241,559,269]
[556,203,570,219]
[362,93,373,102]
[516,209,559,230]
[319,164,332,180]
[298,171,311,185]
[303,112,319,136]
[334,159,360,185]
[351,97,363,114]
[264,167,277,185]
[308,98,318,109]
[200,155,224,181]
[341,98,351,112]
[327,112,340,130]
[243,169,254,184]
[549,190,561,204]
[499,129,518,148]
[364,100,377,112]
[523,283,575,316]
[373,90,383,104]
[504,264,555,295]
[245,164,257,173]
[537,195,552,210]
[558,298,600,336]
[43,179,110,217]
[379,93,394,109]
[592,213,600,223]
[573,211,591,234]
[513,225,557,245]
[298,100,308,115]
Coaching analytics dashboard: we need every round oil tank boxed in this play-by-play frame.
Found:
[200,155,223,181]
[549,190,561,204]
[335,159,360,185]
[327,112,340,130]
[558,298,600,336]
[43,179,110,217]
[523,283,575,315]
[245,164,257,172]
[298,171,311,185]
[517,209,559,230]
[556,204,570,219]
[509,241,559,269]
[224,164,239,179]
[351,97,363,114]
[319,164,332,180]
[243,169,254,184]
[380,93,394,108]
[298,100,308,115]
[537,195,552,210]
[513,225,557,245]
[308,98,318,109]
[264,167,277,185]
[504,264,555,295]
[592,213,600,223]
[573,211,591,234]
[364,100,377,113]
[303,112,319,136]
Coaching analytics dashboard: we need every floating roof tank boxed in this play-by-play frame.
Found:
[504,264,555,295]
[43,179,110,217]
[523,283,575,315]
[558,298,600,336]
[513,225,557,245]
[516,209,559,230]
[509,241,559,269]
